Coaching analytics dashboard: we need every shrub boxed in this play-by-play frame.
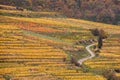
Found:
[3,74,11,80]
[102,69,116,80]
[71,57,80,67]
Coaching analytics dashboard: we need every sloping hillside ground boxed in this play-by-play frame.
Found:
[0,5,120,80]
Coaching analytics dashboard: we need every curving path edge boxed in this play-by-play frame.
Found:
[78,43,96,65]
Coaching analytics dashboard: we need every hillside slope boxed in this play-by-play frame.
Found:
[0,8,120,80]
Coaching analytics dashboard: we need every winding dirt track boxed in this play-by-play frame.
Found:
[78,43,96,65]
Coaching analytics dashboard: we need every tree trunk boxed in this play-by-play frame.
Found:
[98,36,103,49]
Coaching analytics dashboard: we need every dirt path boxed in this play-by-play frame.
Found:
[78,43,96,65]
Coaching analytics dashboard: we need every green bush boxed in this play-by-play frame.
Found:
[3,74,11,80]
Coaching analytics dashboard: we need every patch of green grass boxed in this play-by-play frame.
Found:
[64,48,89,62]
[22,29,72,46]
[39,31,94,43]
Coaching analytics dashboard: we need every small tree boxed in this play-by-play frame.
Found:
[98,29,107,49]
[90,28,107,49]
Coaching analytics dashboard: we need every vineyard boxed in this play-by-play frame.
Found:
[0,6,120,80]
[0,25,106,80]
